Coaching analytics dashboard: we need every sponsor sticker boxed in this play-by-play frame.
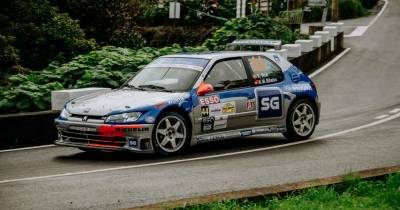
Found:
[201,106,210,117]
[208,104,222,116]
[246,99,255,111]
[273,54,280,63]
[127,137,138,147]
[240,130,253,137]
[285,83,312,92]
[213,119,227,130]
[198,95,220,106]
[201,117,215,131]
[145,116,155,123]
[256,88,283,119]
[222,102,236,114]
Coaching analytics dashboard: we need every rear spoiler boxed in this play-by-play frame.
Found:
[226,39,282,51]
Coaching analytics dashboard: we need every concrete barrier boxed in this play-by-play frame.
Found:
[314,31,330,43]
[282,44,301,58]
[323,26,338,37]
[295,40,314,52]
[329,22,344,33]
[309,35,322,48]
[267,49,288,59]
[51,87,111,111]
[0,111,59,149]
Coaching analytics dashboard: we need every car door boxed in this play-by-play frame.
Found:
[194,57,254,134]
[243,55,287,128]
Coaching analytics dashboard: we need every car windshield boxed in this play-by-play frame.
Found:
[126,58,208,92]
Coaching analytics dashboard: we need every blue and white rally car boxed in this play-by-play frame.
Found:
[55,51,320,155]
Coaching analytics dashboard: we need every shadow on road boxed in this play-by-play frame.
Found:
[53,135,298,163]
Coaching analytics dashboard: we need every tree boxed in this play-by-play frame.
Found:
[0,0,97,71]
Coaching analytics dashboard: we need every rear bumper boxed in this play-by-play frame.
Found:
[54,119,155,153]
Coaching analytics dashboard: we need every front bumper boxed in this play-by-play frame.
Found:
[54,119,155,153]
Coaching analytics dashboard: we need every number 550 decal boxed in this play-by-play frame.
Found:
[255,87,284,119]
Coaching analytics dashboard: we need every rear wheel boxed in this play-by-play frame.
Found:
[152,112,190,155]
[283,99,317,140]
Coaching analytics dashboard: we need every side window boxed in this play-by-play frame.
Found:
[205,58,249,91]
[246,56,284,85]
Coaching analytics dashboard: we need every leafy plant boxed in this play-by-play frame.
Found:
[0,45,207,113]
[203,13,300,50]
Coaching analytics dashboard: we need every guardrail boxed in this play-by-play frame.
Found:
[0,23,345,150]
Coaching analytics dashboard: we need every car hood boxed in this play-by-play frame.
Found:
[66,89,189,116]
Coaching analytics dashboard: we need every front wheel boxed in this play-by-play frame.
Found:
[152,112,190,155]
[283,99,317,140]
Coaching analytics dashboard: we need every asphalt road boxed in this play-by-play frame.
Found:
[1,1,400,209]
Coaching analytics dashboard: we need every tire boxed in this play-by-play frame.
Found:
[152,112,191,155]
[283,99,317,140]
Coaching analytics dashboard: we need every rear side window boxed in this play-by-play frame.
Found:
[246,55,284,85]
[205,58,249,91]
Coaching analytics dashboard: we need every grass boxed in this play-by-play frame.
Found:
[174,173,400,210]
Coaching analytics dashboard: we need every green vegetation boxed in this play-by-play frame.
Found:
[304,0,369,22]
[175,173,400,210]
[203,13,300,50]
[0,0,97,73]
[0,45,207,113]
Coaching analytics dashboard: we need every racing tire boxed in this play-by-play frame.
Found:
[283,99,317,141]
[152,112,191,155]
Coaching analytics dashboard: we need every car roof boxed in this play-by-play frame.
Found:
[161,51,278,60]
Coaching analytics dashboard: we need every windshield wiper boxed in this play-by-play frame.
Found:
[122,84,146,91]
[138,84,172,92]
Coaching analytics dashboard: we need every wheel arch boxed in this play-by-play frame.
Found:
[155,106,193,133]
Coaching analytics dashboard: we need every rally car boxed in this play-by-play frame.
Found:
[55,51,320,155]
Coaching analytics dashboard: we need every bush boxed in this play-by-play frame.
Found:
[340,0,368,19]
[137,26,217,48]
[203,13,300,50]
[304,0,368,22]
[0,45,208,113]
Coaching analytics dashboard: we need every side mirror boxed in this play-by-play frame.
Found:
[197,82,214,96]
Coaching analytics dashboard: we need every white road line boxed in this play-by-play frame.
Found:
[344,0,388,37]
[375,114,389,120]
[389,108,400,114]
[0,144,55,153]
[1,111,399,185]
[309,48,351,78]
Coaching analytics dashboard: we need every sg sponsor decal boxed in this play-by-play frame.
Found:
[199,95,220,106]
[222,102,236,114]
[256,88,283,119]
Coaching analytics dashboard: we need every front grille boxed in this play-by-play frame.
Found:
[70,114,104,120]
[60,129,126,147]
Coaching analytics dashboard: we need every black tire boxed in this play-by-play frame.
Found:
[283,99,317,140]
[152,112,191,155]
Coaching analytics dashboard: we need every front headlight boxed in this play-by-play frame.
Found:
[60,108,71,119]
[105,112,142,123]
